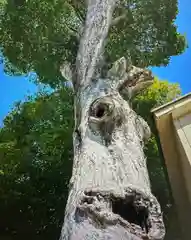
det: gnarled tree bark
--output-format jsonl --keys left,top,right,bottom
{"left": 60, "top": 0, "right": 165, "bottom": 239}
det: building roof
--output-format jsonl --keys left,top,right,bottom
{"left": 151, "top": 92, "right": 191, "bottom": 119}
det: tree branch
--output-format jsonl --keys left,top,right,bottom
{"left": 118, "top": 64, "right": 153, "bottom": 99}
{"left": 106, "top": 57, "right": 153, "bottom": 100}
{"left": 75, "top": 8, "right": 85, "bottom": 22}
{"left": 60, "top": 62, "right": 73, "bottom": 82}
{"left": 74, "top": 0, "right": 118, "bottom": 90}
{"left": 65, "top": 24, "right": 79, "bottom": 34}
{"left": 111, "top": 13, "right": 127, "bottom": 26}
{"left": 69, "top": 0, "right": 86, "bottom": 23}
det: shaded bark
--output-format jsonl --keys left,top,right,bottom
{"left": 60, "top": 0, "right": 165, "bottom": 239}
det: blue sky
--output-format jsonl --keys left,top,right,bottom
{"left": 0, "top": 0, "right": 191, "bottom": 124}
{"left": 152, "top": 0, "right": 191, "bottom": 95}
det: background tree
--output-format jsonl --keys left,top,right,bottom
{"left": 0, "top": 88, "right": 73, "bottom": 240}
{"left": 0, "top": 0, "right": 186, "bottom": 87}
{"left": 132, "top": 78, "right": 182, "bottom": 240}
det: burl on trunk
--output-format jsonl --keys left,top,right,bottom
{"left": 60, "top": 0, "right": 165, "bottom": 239}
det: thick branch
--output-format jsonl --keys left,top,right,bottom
{"left": 60, "top": 62, "right": 73, "bottom": 82}
{"left": 119, "top": 66, "right": 153, "bottom": 92}
{"left": 108, "top": 57, "right": 153, "bottom": 99}
{"left": 111, "top": 13, "right": 127, "bottom": 26}
{"left": 106, "top": 57, "right": 153, "bottom": 99}
{"left": 74, "top": 0, "right": 118, "bottom": 90}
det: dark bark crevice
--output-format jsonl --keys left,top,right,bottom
{"left": 73, "top": 188, "right": 165, "bottom": 239}
{"left": 111, "top": 196, "right": 150, "bottom": 233}
{"left": 90, "top": 102, "right": 109, "bottom": 119}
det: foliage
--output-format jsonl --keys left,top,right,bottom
{"left": 0, "top": 0, "right": 186, "bottom": 87}
{"left": 132, "top": 78, "right": 181, "bottom": 237}
{"left": 0, "top": 88, "right": 73, "bottom": 240}
{"left": 0, "top": 78, "right": 181, "bottom": 239}
{"left": 133, "top": 78, "right": 181, "bottom": 207}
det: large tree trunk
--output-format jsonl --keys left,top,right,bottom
{"left": 60, "top": 0, "right": 165, "bottom": 239}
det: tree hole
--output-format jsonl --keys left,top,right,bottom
{"left": 94, "top": 104, "right": 107, "bottom": 118}
{"left": 111, "top": 198, "right": 149, "bottom": 233}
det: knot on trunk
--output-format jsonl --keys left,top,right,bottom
{"left": 107, "top": 57, "right": 154, "bottom": 100}
{"left": 88, "top": 95, "right": 125, "bottom": 145}
{"left": 135, "top": 114, "right": 151, "bottom": 143}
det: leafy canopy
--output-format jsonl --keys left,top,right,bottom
{"left": 0, "top": 88, "right": 73, "bottom": 239}
{"left": 0, "top": 0, "right": 186, "bottom": 87}
{"left": 132, "top": 78, "right": 181, "bottom": 238}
